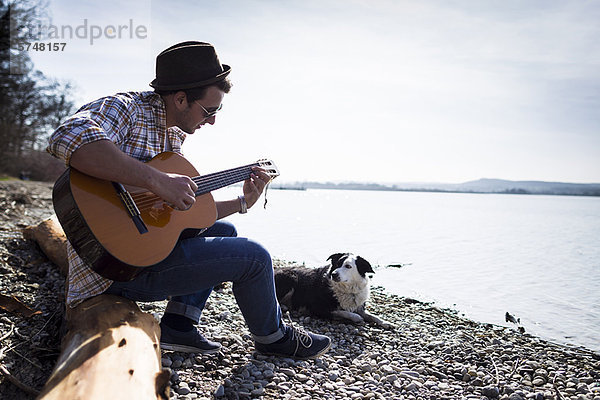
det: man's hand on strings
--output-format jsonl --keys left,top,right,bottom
{"left": 151, "top": 172, "right": 198, "bottom": 211}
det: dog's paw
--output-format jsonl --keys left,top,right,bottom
{"left": 332, "top": 310, "right": 364, "bottom": 324}
{"left": 379, "top": 320, "right": 395, "bottom": 330}
{"left": 343, "top": 313, "right": 365, "bottom": 324}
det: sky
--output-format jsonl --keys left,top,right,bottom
{"left": 26, "top": 0, "right": 600, "bottom": 184}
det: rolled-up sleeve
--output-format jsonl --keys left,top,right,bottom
{"left": 47, "top": 95, "right": 135, "bottom": 166}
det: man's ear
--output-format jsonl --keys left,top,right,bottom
{"left": 173, "top": 91, "right": 189, "bottom": 110}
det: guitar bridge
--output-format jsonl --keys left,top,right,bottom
{"left": 112, "top": 182, "right": 148, "bottom": 234}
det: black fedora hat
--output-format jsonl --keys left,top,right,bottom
{"left": 150, "top": 41, "right": 231, "bottom": 91}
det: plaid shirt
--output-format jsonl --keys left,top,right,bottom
{"left": 47, "top": 91, "right": 187, "bottom": 308}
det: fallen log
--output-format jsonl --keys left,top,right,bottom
{"left": 37, "top": 294, "right": 169, "bottom": 400}
{"left": 23, "top": 217, "right": 170, "bottom": 399}
{"left": 22, "top": 215, "right": 68, "bottom": 276}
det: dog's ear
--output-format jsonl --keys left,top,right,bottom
{"left": 327, "top": 253, "right": 347, "bottom": 267}
{"left": 356, "top": 256, "right": 374, "bottom": 276}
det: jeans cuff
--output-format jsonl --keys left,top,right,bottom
{"left": 252, "top": 327, "right": 285, "bottom": 344}
{"left": 164, "top": 301, "right": 202, "bottom": 323}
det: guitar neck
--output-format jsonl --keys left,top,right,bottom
{"left": 192, "top": 163, "right": 260, "bottom": 195}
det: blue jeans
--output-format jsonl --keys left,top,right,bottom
{"left": 104, "top": 221, "right": 284, "bottom": 344}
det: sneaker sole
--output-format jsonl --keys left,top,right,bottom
{"left": 256, "top": 340, "right": 332, "bottom": 360}
{"left": 160, "top": 342, "right": 221, "bottom": 354}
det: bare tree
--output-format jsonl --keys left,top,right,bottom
{"left": 1, "top": 0, "right": 74, "bottom": 180}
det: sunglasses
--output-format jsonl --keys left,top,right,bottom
{"left": 195, "top": 101, "right": 223, "bottom": 120}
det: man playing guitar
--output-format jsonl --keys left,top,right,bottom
{"left": 47, "top": 41, "right": 330, "bottom": 360}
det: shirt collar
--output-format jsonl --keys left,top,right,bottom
{"left": 145, "top": 91, "right": 187, "bottom": 145}
{"left": 146, "top": 91, "right": 167, "bottom": 128}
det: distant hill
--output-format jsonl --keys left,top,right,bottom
{"left": 450, "top": 178, "right": 600, "bottom": 196}
{"left": 272, "top": 178, "right": 600, "bottom": 197}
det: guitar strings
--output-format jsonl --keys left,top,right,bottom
{"left": 192, "top": 165, "right": 257, "bottom": 195}
{"left": 129, "top": 164, "right": 263, "bottom": 211}
{"left": 129, "top": 160, "right": 279, "bottom": 212}
{"left": 191, "top": 162, "right": 259, "bottom": 185}
{"left": 129, "top": 167, "right": 252, "bottom": 205}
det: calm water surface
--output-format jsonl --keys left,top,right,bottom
{"left": 215, "top": 188, "right": 600, "bottom": 352}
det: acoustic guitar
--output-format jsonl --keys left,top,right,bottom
{"left": 52, "top": 152, "right": 279, "bottom": 281}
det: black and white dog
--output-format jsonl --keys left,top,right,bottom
{"left": 274, "top": 253, "right": 394, "bottom": 329}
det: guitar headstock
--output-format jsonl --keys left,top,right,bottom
{"left": 257, "top": 159, "right": 280, "bottom": 179}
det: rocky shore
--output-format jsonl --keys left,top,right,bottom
{"left": 1, "top": 180, "right": 599, "bottom": 400}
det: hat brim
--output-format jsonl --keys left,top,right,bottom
{"left": 150, "top": 65, "right": 231, "bottom": 91}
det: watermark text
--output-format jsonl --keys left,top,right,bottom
{"left": 19, "top": 18, "right": 148, "bottom": 45}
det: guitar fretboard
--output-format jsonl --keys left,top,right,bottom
{"left": 191, "top": 163, "right": 260, "bottom": 196}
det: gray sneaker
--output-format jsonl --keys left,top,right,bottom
{"left": 160, "top": 322, "right": 221, "bottom": 354}
{"left": 254, "top": 323, "right": 331, "bottom": 360}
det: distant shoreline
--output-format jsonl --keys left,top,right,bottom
{"left": 272, "top": 180, "right": 600, "bottom": 197}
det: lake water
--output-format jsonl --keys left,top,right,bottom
{"left": 214, "top": 187, "right": 600, "bottom": 352}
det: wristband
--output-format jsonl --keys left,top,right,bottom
{"left": 238, "top": 195, "right": 248, "bottom": 214}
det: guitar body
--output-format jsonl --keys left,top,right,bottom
{"left": 53, "top": 152, "right": 217, "bottom": 281}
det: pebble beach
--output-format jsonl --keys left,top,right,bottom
{"left": 157, "top": 275, "right": 600, "bottom": 400}
{"left": 0, "top": 180, "right": 599, "bottom": 399}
